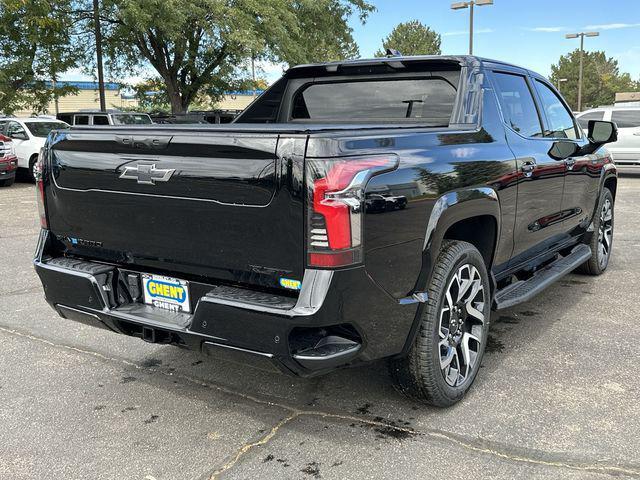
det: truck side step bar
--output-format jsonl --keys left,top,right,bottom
{"left": 493, "top": 244, "right": 592, "bottom": 310}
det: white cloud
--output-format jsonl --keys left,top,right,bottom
{"left": 527, "top": 26, "right": 565, "bottom": 32}
{"left": 443, "top": 28, "right": 494, "bottom": 37}
{"left": 584, "top": 22, "right": 640, "bottom": 30}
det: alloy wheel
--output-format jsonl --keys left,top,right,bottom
{"left": 438, "top": 264, "right": 486, "bottom": 387}
{"left": 597, "top": 198, "right": 613, "bottom": 269}
{"left": 31, "top": 159, "right": 39, "bottom": 182}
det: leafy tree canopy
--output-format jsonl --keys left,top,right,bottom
{"left": 550, "top": 50, "right": 640, "bottom": 111}
{"left": 98, "top": 0, "right": 375, "bottom": 113}
{"left": 0, "top": 0, "right": 82, "bottom": 114}
{"left": 375, "top": 20, "right": 441, "bottom": 57}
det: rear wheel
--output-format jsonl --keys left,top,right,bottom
{"left": 577, "top": 187, "right": 614, "bottom": 275}
{"left": 389, "top": 240, "right": 490, "bottom": 407}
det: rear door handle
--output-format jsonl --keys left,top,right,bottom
{"left": 521, "top": 160, "right": 536, "bottom": 178}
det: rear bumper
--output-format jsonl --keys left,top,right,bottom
{"left": 34, "top": 232, "right": 419, "bottom": 376}
{"left": 0, "top": 160, "right": 17, "bottom": 180}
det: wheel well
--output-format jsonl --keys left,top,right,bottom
{"left": 443, "top": 215, "right": 497, "bottom": 267}
{"left": 604, "top": 176, "right": 617, "bottom": 200}
{"left": 29, "top": 153, "right": 39, "bottom": 164}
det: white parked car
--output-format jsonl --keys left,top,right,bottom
{"left": 576, "top": 106, "right": 640, "bottom": 168}
{"left": 0, "top": 117, "right": 70, "bottom": 181}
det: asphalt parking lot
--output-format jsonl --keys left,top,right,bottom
{"left": 1, "top": 176, "right": 639, "bottom": 480}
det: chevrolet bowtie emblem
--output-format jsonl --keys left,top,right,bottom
{"left": 119, "top": 164, "right": 175, "bottom": 185}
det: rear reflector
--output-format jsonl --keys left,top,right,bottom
{"left": 306, "top": 155, "right": 398, "bottom": 268}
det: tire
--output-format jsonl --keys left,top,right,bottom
{"left": 389, "top": 240, "right": 491, "bottom": 407}
{"left": 576, "top": 187, "right": 614, "bottom": 275}
{"left": 28, "top": 155, "right": 39, "bottom": 183}
{"left": 0, "top": 177, "right": 15, "bottom": 187}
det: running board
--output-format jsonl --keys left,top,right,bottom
{"left": 493, "top": 244, "right": 591, "bottom": 310}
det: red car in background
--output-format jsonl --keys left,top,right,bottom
{"left": 0, "top": 134, "right": 18, "bottom": 187}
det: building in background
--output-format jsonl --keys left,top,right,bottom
{"left": 615, "top": 92, "right": 640, "bottom": 107}
{"left": 15, "top": 81, "right": 137, "bottom": 117}
{"left": 13, "top": 82, "right": 262, "bottom": 117}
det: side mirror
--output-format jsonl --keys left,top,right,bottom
{"left": 579, "top": 120, "right": 617, "bottom": 155}
{"left": 588, "top": 120, "right": 617, "bottom": 144}
{"left": 548, "top": 141, "right": 578, "bottom": 160}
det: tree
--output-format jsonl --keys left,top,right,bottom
{"left": 97, "top": 0, "right": 374, "bottom": 113}
{"left": 550, "top": 50, "right": 640, "bottom": 111}
{"left": 0, "top": 0, "right": 82, "bottom": 114}
{"left": 375, "top": 20, "right": 441, "bottom": 57}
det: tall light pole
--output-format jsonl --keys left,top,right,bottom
{"left": 451, "top": 0, "right": 494, "bottom": 55}
{"left": 92, "top": 0, "right": 106, "bottom": 112}
{"left": 557, "top": 77, "right": 568, "bottom": 92}
{"left": 565, "top": 31, "right": 599, "bottom": 112}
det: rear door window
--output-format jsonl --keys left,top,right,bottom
{"left": 92, "top": 115, "right": 110, "bottom": 125}
{"left": 611, "top": 110, "right": 640, "bottom": 128}
{"left": 492, "top": 72, "right": 543, "bottom": 137}
{"left": 290, "top": 76, "right": 458, "bottom": 125}
{"left": 75, "top": 115, "right": 89, "bottom": 125}
{"left": 577, "top": 111, "right": 604, "bottom": 129}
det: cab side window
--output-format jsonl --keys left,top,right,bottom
{"left": 534, "top": 80, "right": 578, "bottom": 139}
{"left": 492, "top": 72, "right": 543, "bottom": 138}
{"left": 92, "top": 115, "right": 110, "bottom": 125}
{"left": 7, "top": 121, "right": 28, "bottom": 139}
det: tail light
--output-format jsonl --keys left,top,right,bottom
{"left": 306, "top": 155, "right": 398, "bottom": 268}
{"left": 35, "top": 148, "right": 47, "bottom": 229}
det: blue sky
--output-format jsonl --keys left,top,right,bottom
{"left": 62, "top": 0, "right": 639, "bottom": 85}
{"left": 351, "top": 0, "right": 640, "bottom": 80}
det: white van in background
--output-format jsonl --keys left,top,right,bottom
{"left": 576, "top": 106, "right": 640, "bottom": 169}
{"left": 0, "top": 117, "right": 70, "bottom": 181}
{"left": 57, "top": 110, "right": 153, "bottom": 126}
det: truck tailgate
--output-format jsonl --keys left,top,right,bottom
{"left": 46, "top": 130, "right": 306, "bottom": 289}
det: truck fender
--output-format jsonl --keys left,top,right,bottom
{"left": 398, "top": 187, "right": 501, "bottom": 356}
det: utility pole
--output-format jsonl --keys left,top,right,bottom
{"left": 565, "top": 31, "right": 599, "bottom": 112}
{"left": 93, "top": 0, "right": 106, "bottom": 112}
{"left": 52, "top": 76, "right": 59, "bottom": 115}
{"left": 451, "top": 0, "right": 493, "bottom": 55}
{"left": 251, "top": 55, "right": 256, "bottom": 97}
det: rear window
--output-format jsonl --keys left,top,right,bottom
{"left": 112, "top": 114, "right": 152, "bottom": 125}
{"left": 611, "top": 110, "right": 640, "bottom": 128}
{"left": 290, "top": 77, "right": 457, "bottom": 124}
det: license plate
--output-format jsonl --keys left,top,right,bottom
{"left": 141, "top": 274, "right": 191, "bottom": 313}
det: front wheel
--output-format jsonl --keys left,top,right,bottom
{"left": 576, "top": 187, "right": 614, "bottom": 275}
{"left": 29, "top": 155, "right": 39, "bottom": 183}
{"left": 389, "top": 240, "right": 490, "bottom": 407}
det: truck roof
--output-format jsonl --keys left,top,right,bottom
{"left": 286, "top": 54, "right": 528, "bottom": 75}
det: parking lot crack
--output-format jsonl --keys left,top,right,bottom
{"left": 205, "top": 412, "right": 299, "bottom": 480}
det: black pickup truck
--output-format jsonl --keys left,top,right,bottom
{"left": 34, "top": 56, "right": 618, "bottom": 406}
